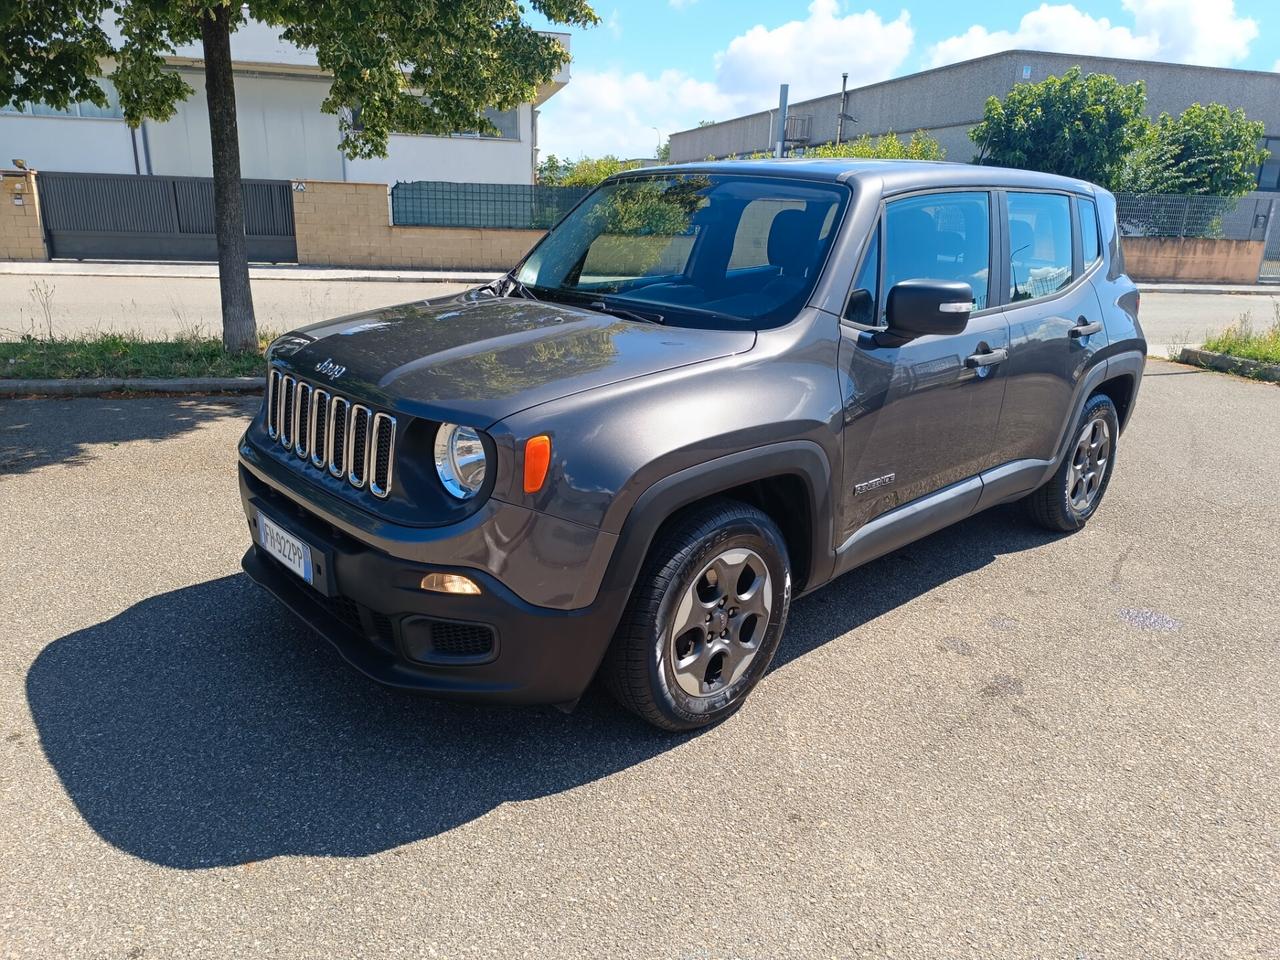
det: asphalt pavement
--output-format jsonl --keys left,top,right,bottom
{"left": 1, "top": 361, "right": 1277, "bottom": 958}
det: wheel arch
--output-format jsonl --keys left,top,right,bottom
{"left": 596, "top": 441, "right": 834, "bottom": 610}
{"left": 1091, "top": 370, "right": 1139, "bottom": 432}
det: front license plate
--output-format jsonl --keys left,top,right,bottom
{"left": 257, "top": 511, "right": 314, "bottom": 585}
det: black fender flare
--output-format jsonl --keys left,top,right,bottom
{"left": 1038, "top": 349, "right": 1145, "bottom": 487}
{"left": 592, "top": 440, "right": 835, "bottom": 615}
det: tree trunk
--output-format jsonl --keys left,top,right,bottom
{"left": 200, "top": 3, "right": 257, "bottom": 354}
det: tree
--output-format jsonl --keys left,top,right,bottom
{"left": 1143, "top": 103, "right": 1268, "bottom": 197}
{"left": 806, "top": 130, "right": 945, "bottom": 161}
{"left": 969, "top": 66, "right": 1147, "bottom": 188}
{"left": 2, "top": 1, "right": 597, "bottom": 352}
{"left": 538, "top": 155, "right": 643, "bottom": 186}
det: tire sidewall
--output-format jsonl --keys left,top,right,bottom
{"left": 1059, "top": 395, "right": 1120, "bottom": 527}
{"left": 648, "top": 516, "right": 791, "bottom": 727}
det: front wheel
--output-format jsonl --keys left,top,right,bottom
{"left": 1025, "top": 393, "right": 1120, "bottom": 532}
{"left": 601, "top": 500, "right": 792, "bottom": 732}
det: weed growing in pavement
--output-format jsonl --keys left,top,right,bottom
{"left": 0, "top": 329, "right": 278, "bottom": 380}
{"left": 1202, "top": 302, "right": 1280, "bottom": 365}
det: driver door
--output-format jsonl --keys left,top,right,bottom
{"left": 837, "top": 190, "right": 1011, "bottom": 544}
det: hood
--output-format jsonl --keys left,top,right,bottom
{"left": 275, "top": 292, "right": 755, "bottom": 425}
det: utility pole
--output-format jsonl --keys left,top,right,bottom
{"left": 774, "top": 83, "right": 789, "bottom": 158}
{"left": 836, "top": 73, "right": 849, "bottom": 146}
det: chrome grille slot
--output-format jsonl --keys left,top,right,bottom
{"left": 266, "top": 368, "right": 281, "bottom": 438}
{"left": 347, "top": 405, "right": 372, "bottom": 489}
{"left": 327, "top": 396, "right": 349, "bottom": 479}
{"left": 260, "top": 373, "right": 397, "bottom": 499}
{"left": 293, "top": 382, "right": 311, "bottom": 458}
{"left": 369, "top": 412, "right": 396, "bottom": 499}
{"left": 309, "top": 389, "right": 330, "bottom": 469}
{"left": 278, "top": 376, "right": 296, "bottom": 449}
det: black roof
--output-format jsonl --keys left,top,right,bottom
{"left": 617, "top": 158, "right": 1102, "bottom": 196}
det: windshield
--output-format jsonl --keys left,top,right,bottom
{"left": 516, "top": 173, "right": 849, "bottom": 329}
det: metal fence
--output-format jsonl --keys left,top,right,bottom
{"left": 1114, "top": 193, "right": 1245, "bottom": 239}
{"left": 390, "top": 181, "right": 592, "bottom": 230}
{"left": 37, "top": 171, "right": 295, "bottom": 261}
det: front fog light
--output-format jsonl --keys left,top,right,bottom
{"left": 434, "top": 423, "right": 488, "bottom": 499}
{"left": 420, "top": 572, "right": 482, "bottom": 595}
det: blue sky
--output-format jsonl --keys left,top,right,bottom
{"left": 531, "top": 0, "right": 1280, "bottom": 159}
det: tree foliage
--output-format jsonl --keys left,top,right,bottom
{"left": 3, "top": 1, "right": 597, "bottom": 155}
{"left": 1139, "top": 103, "right": 1267, "bottom": 197}
{"left": 806, "top": 130, "right": 945, "bottom": 161}
{"left": 538, "top": 154, "right": 644, "bottom": 186}
{"left": 969, "top": 67, "right": 1148, "bottom": 188}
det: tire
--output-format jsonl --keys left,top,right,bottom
{"left": 601, "top": 499, "right": 792, "bottom": 732}
{"left": 1025, "top": 393, "right": 1120, "bottom": 532}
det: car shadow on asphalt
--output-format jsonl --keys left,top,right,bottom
{"left": 26, "top": 505, "right": 1056, "bottom": 870}
{"left": 0, "top": 395, "right": 255, "bottom": 475}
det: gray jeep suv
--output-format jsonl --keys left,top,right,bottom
{"left": 239, "top": 159, "right": 1144, "bottom": 730}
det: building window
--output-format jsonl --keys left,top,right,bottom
{"left": 453, "top": 107, "right": 520, "bottom": 141}
{"left": 1258, "top": 138, "right": 1280, "bottom": 192}
{"left": 2, "top": 78, "right": 123, "bottom": 119}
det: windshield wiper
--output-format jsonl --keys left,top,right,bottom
{"left": 582, "top": 299, "right": 665, "bottom": 325}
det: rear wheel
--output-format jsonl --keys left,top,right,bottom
{"left": 1026, "top": 393, "right": 1119, "bottom": 532}
{"left": 601, "top": 500, "right": 791, "bottom": 732}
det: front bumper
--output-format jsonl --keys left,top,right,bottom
{"left": 239, "top": 464, "right": 620, "bottom": 705}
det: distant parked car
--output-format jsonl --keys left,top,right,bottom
{"left": 239, "top": 159, "right": 1145, "bottom": 731}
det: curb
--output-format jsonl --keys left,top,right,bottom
{"left": 0, "top": 376, "right": 265, "bottom": 397}
{"left": 1138, "top": 284, "right": 1280, "bottom": 296}
{"left": 1177, "top": 348, "right": 1280, "bottom": 383}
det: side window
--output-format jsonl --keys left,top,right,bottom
{"left": 1007, "top": 192, "right": 1073, "bottom": 302}
{"left": 1077, "top": 196, "right": 1101, "bottom": 266}
{"left": 883, "top": 192, "right": 990, "bottom": 314}
{"left": 844, "top": 224, "right": 879, "bottom": 326}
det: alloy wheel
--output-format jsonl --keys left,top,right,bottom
{"left": 668, "top": 548, "right": 773, "bottom": 698}
{"left": 1069, "top": 416, "right": 1111, "bottom": 513}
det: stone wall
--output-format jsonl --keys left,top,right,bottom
{"left": 0, "top": 170, "right": 47, "bottom": 261}
{"left": 292, "top": 179, "right": 543, "bottom": 270}
{"left": 1122, "top": 237, "right": 1265, "bottom": 284}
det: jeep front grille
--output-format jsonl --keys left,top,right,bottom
{"left": 266, "top": 367, "right": 396, "bottom": 499}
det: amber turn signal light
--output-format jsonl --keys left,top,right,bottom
{"left": 524, "top": 434, "right": 552, "bottom": 493}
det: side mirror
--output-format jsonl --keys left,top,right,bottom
{"left": 884, "top": 280, "right": 974, "bottom": 340}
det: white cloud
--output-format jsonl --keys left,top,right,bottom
{"left": 538, "top": 68, "right": 738, "bottom": 160}
{"left": 539, "top": 2, "right": 914, "bottom": 158}
{"left": 716, "top": 0, "right": 914, "bottom": 103}
{"left": 1274, "top": 58, "right": 1280, "bottom": 72}
{"left": 929, "top": 0, "right": 1258, "bottom": 69}
{"left": 669, "top": 0, "right": 697, "bottom": 8}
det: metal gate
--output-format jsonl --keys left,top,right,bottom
{"left": 37, "top": 171, "right": 296, "bottom": 262}
{"left": 1261, "top": 198, "right": 1280, "bottom": 282}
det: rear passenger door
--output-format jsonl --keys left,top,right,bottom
{"left": 837, "top": 190, "right": 1011, "bottom": 540}
{"left": 994, "top": 191, "right": 1109, "bottom": 466}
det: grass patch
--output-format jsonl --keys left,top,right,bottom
{"left": 0, "top": 331, "right": 272, "bottom": 380}
{"left": 1201, "top": 304, "right": 1280, "bottom": 365}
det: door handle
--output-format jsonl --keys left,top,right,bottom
{"left": 1070, "top": 316, "right": 1103, "bottom": 338}
{"left": 965, "top": 347, "right": 1008, "bottom": 368}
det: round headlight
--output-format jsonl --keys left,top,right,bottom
{"left": 434, "top": 423, "right": 487, "bottom": 499}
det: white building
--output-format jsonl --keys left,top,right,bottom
{"left": 0, "top": 20, "right": 570, "bottom": 186}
